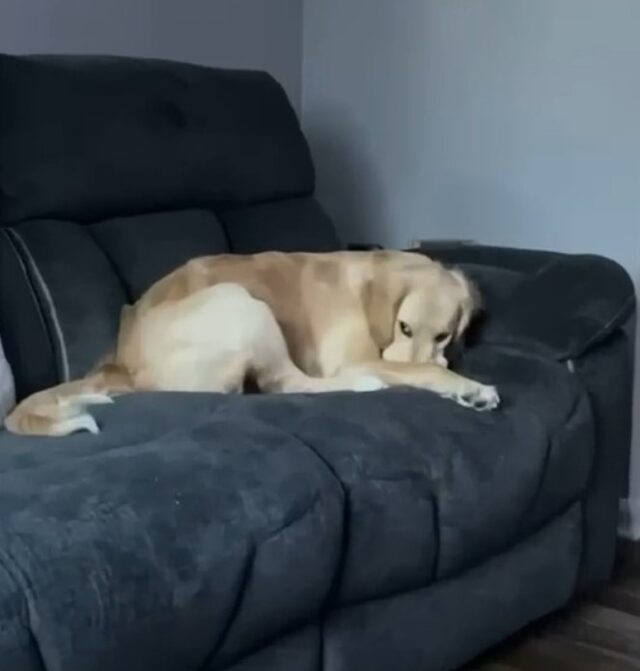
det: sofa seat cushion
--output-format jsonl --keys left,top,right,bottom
{"left": 0, "top": 347, "right": 593, "bottom": 669}
{"left": 0, "top": 406, "right": 345, "bottom": 671}
{"left": 230, "top": 346, "right": 593, "bottom": 600}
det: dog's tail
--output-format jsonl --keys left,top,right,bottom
{"left": 4, "top": 363, "right": 133, "bottom": 437}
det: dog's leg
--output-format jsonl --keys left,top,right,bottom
{"left": 262, "top": 362, "right": 387, "bottom": 394}
{"left": 343, "top": 361, "right": 500, "bottom": 411}
{"left": 245, "top": 297, "right": 386, "bottom": 394}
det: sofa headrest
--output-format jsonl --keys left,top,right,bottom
{"left": 0, "top": 54, "right": 314, "bottom": 224}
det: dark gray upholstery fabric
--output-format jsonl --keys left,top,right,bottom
{"left": 0, "top": 54, "right": 314, "bottom": 224}
{"left": 480, "top": 254, "right": 636, "bottom": 359}
{"left": 323, "top": 505, "right": 581, "bottom": 671}
{"left": 222, "top": 505, "right": 581, "bottom": 671}
{"left": 220, "top": 198, "right": 340, "bottom": 254}
{"left": 223, "top": 626, "right": 321, "bottom": 671}
{"left": 0, "top": 362, "right": 589, "bottom": 670}
{"left": 0, "top": 55, "right": 634, "bottom": 671}
{"left": 575, "top": 329, "right": 635, "bottom": 590}
{"left": 91, "top": 210, "right": 230, "bottom": 301}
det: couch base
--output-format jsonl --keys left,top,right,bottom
{"left": 224, "top": 502, "right": 582, "bottom": 671}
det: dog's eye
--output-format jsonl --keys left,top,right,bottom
{"left": 399, "top": 321, "right": 413, "bottom": 338}
{"left": 434, "top": 332, "right": 450, "bottom": 344}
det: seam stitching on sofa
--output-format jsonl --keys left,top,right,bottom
{"left": 8, "top": 229, "right": 70, "bottom": 381}
{"left": 528, "top": 255, "right": 636, "bottom": 358}
{"left": 575, "top": 293, "right": 636, "bottom": 357}
{"left": 290, "top": 429, "right": 350, "bottom": 594}
{"left": 0, "top": 546, "right": 48, "bottom": 671}
{"left": 328, "top": 500, "right": 583, "bottom": 615}
{"left": 83, "top": 223, "right": 134, "bottom": 304}
{"left": 503, "top": 389, "right": 588, "bottom": 569}
{"left": 288, "top": 429, "right": 343, "bottom": 671}
{"left": 288, "top": 405, "right": 442, "bottom": 599}
{"left": 569, "top": 365, "right": 608, "bottom": 586}
{"left": 533, "top": 257, "right": 561, "bottom": 277}
{"left": 523, "top": 424, "right": 562, "bottom": 531}
{"left": 211, "top": 499, "right": 325, "bottom": 670}
{"left": 430, "top": 492, "right": 443, "bottom": 582}
{"left": 210, "top": 208, "right": 234, "bottom": 253}
{"left": 198, "top": 543, "right": 257, "bottom": 671}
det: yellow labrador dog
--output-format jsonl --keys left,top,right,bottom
{"left": 5, "top": 250, "right": 499, "bottom": 436}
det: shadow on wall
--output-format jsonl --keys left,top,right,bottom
{"left": 305, "top": 105, "right": 390, "bottom": 247}
{"left": 426, "top": 179, "right": 538, "bottom": 250}
{"left": 305, "top": 105, "right": 538, "bottom": 250}
{"left": 631, "top": 276, "right": 640, "bottom": 525}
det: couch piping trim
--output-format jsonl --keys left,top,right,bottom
{"left": 0, "top": 228, "right": 56, "bottom": 392}
{"left": 8, "top": 229, "right": 70, "bottom": 382}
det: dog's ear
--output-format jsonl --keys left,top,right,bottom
{"left": 450, "top": 268, "right": 482, "bottom": 340}
{"left": 363, "top": 273, "right": 406, "bottom": 349}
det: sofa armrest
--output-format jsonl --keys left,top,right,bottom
{"left": 413, "top": 242, "right": 562, "bottom": 274}
{"left": 484, "top": 254, "right": 635, "bottom": 360}
{"left": 417, "top": 245, "right": 636, "bottom": 361}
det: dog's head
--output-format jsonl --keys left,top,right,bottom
{"left": 382, "top": 266, "right": 480, "bottom": 367}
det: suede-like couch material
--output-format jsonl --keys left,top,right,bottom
{"left": 0, "top": 54, "right": 635, "bottom": 671}
{"left": 0, "top": 55, "right": 315, "bottom": 224}
{"left": 0, "top": 349, "right": 590, "bottom": 670}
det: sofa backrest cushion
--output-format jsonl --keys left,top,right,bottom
{"left": 0, "top": 55, "right": 340, "bottom": 399}
{"left": 0, "top": 54, "right": 316, "bottom": 224}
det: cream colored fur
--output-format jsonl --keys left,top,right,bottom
{"left": 5, "top": 251, "right": 499, "bottom": 437}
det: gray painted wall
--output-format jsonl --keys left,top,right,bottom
{"left": 303, "top": 0, "right": 640, "bottom": 531}
{"left": 0, "top": 0, "right": 303, "bottom": 109}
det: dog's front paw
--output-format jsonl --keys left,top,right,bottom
{"left": 352, "top": 375, "right": 388, "bottom": 392}
{"left": 455, "top": 384, "right": 500, "bottom": 412}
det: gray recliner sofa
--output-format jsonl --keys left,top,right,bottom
{"left": 0, "top": 54, "right": 635, "bottom": 671}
